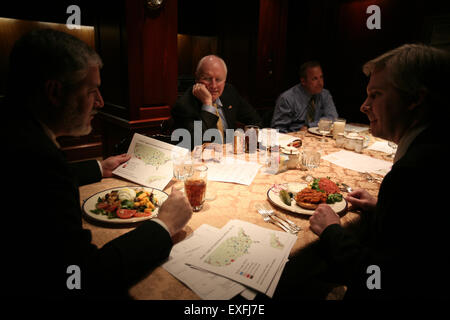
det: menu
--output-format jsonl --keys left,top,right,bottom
{"left": 112, "top": 133, "right": 188, "bottom": 190}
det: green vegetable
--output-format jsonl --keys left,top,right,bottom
{"left": 279, "top": 189, "right": 292, "bottom": 206}
{"left": 120, "top": 199, "right": 135, "bottom": 209}
{"left": 326, "top": 193, "right": 343, "bottom": 204}
{"left": 90, "top": 208, "right": 106, "bottom": 215}
{"left": 310, "top": 178, "right": 324, "bottom": 193}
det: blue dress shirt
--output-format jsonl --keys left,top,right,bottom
{"left": 271, "top": 84, "right": 338, "bottom": 133}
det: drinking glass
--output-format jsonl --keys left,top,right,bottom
{"left": 318, "top": 117, "right": 333, "bottom": 142}
{"left": 184, "top": 164, "right": 208, "bottom": 212}
{"left": 332, "top": 118, "right": 346, "bottom": 139}
{"left": 301, "top": 148, "right": 321, "bottom": 182}
{"left": 388, "top": 141, "right": 398, "bottom": 158}
{"left": 172, "top": 152, "right": 193, "bottom": 192}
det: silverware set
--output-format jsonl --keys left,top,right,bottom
{"left": 255, "top": 203, "right": 300, "bottom": 234}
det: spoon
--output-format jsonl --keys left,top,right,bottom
{"left": 340, "top": 183, "right": 353, "bottom": 193}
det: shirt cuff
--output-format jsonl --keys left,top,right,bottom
{"left": 96, "top": 160, "right": 103, "bottom": 177}
{"left": 201, "top": 104, "right": 217, "bottom": 115}
{"left": 152, "top": 218, "right": 171, "bottom": 236}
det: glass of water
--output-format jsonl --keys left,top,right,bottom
{"left": 318, "top": 117, "right": 333, "bottom": 143}
{"left": 172, "top": 152, "right": 193, "bottom": 191}
{"left": 301, "top": 148, "right": 321, "bottom": 182}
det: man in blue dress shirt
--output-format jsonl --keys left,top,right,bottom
{"left": 271, "top": 61, "right": 338, "bottom": 133}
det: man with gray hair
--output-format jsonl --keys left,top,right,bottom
{"left": 306, "top": 44, "right": 450, "bottom": 298}
{"left": 2, "top": 29, "right": 192, "bottom": 298}
{"left": 171, "top": 55, "right": 262, "bottom": 148}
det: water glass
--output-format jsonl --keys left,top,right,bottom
{"left": 318, "top": 118, "right": 333, "bottom": 142}
{"left": 184, "top": 164, "right": 208, "bottom": 212}
{"left": 172, "top": 152, "right": 193, "bottom": 181}
{"left": 301, "top": 148, "right": 320, "bottom": 182}
{"left": 332, "top": 118, "right": 346, "bottom": 139}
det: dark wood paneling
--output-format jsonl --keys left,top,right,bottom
{"left": 255, "top": 0, "right": 289, "bottom": 109}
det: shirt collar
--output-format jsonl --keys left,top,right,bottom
{"left": 394, "top": 123, "right": 428, "bottom": 163}
{"left": 213, "top": 97, "right": 223, "bottom": 108}
{"left": 39, "top": 121, "right": 61, "bottom": 149}
{"left": 298, "top": 84, "right": 314, "bottom": 100}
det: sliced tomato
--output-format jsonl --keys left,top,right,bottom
{"left": 133, "top": 210, "right": 152, "bottom": 217}
{"left": 96, "top": 202, "right": 110, "bottom": 210}
{"left": 116, "top": 209, "right": 136, "bottom": 219}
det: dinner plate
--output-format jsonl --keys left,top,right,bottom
{"left": 83, "top": 186, "right": 168, "bottom": 224}
{"left": 308, "top": 127, "right": 333, "bottom": 137}
{"left": 267, "top": 182, "right": 347, "bottom": 216}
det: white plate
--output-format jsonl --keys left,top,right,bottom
{"left": 83, "top": 186, "right": 168, "bottom": 224}
{"left": 267, "top": 182, "right": 347, "bottom": 216}
{"left": 308, "top": 127, "right": 333, "bottom": 137}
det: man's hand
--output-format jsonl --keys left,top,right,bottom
{"left": 192, "top": 83, "right": 213, "bottom": 106}
{"left": 157, "top": 188, "right": 193, "bottom": 237}
{"left": 100, "top": 153, "right": 131, "bottom": 178}
{"left": 309, "top": 204, "right": 340, "bottom": 236}
{"left": 345, "top": 189, "right": 377, "bottom": 212}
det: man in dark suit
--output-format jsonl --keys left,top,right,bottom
{"left": 1, "top": 29, "right": 192, "bottom": 299}
{"left": 307, "top": 44, "right": 450, "bottom": 298}
{"left": 171, "top": 55, "right": 262, "bottom": 149}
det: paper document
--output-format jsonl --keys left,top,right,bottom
{"left": 366, "top": 140, "right": 396, "bottom": 154}
{"left": 322, "top": 150, "right": 392, "bottom": 176}
{"left": 112, "top": 133, "right": 188, "bottom": 190}
{"left": 186, "top": 220, "right": 297, "bottom": 295}
{"left": 162, "top": 224, "right": 246, "bottom": 300}
{"left": 206, "top": 158, "right": 262, "bottom": 185}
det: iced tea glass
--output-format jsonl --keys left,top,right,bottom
{"left": 184, "top": 164, "right": 208, "bottom": 212}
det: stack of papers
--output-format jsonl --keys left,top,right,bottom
{"left": 113, "top": 134, "right": 263, "bottom": 188}
{"left": 163, "top": 220, "right": 297, "bottom": 300}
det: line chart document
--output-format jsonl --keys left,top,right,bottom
{"left": 112, "top": 133, "right": 188, "bottom": 190}
{"left": 186, "top": 220, "right": 297, "bottom": 294}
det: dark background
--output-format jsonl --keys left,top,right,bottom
{"left": 1, "top": 0, "right": 449, "bottom": 160}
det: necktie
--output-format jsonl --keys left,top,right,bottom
{"left": 213, "top": 103, "right": 224, "bottom": 141}
{"left": 306, "top": 96, "right": 316, "bottom": 124}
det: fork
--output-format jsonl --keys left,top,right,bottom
{"left": 255, "top": 203, "right": 300, "bottom": 233}
{"left": 260, "top": 203, "right": 301, "bottom": 232}
{"left": 261, "top": 215, "right": 293, "bottom": 233}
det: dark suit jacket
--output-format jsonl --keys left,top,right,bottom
{"left": 319, "top": 125, "right": 450, "bottom": 298}
{"left": 1, "top": 115, "right": 173, "bottom": 299}
{"left": 171, "top": 83, "right": 262, "bottom": 148}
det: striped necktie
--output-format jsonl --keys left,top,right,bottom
{"left": 306, "top": 96, "right": 316, "bottom": 124}
{"left": 213, "top": 103, "right": 224, "bottom": 141}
